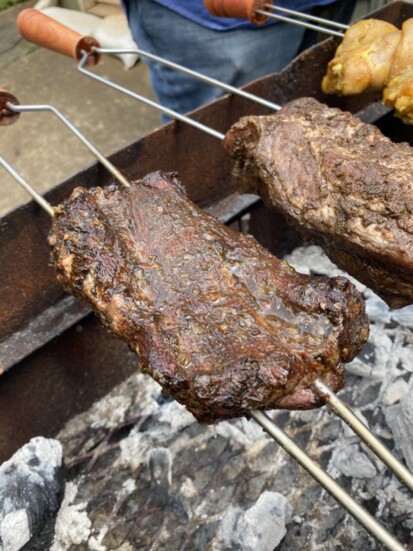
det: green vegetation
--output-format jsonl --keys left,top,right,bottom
{"left": 0, "top": 0, "right": 25, "bottom": 10}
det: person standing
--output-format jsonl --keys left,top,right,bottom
{"left": 123, "top": 0, "right": 356, "bottom": 118}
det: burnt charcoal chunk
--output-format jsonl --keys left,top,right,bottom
{"left": 0, "top": 437, "right": 64, "bottom": 551}
{"left": 224, "top": 97, "right": 413, "bottom": 309}
{"left": 49, "top": 171, "right": 368, "bottom": 423}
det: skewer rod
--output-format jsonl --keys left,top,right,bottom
{"left": 94, "top": 47, "right": 281, "bottom": 112}
{"left": 256, "top": 9, "right": 344, "bottom": 37}
{"left": 6, "top": 102, "right": 131, "bottom": 188}
{"left": 314, "top": 380, "right": 413, "bottom": 493}
{"left": 266, "top": 4, "right": 349, "bottom": 30}
{"left": 250, "top": 410, "right": 406, "bottom": 551}
{"left": 78, "top": 53, "right": 225, "bottom": 141}
{"left": 0, "top": 156, "right": 54, "bottom": 217}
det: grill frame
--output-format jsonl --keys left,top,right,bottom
{"left": 0, "top": 0, "right": 412, "bottom": 462}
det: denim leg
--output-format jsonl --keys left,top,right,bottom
{"left": 126, "top": 0, "right": 306, "bottom": 120}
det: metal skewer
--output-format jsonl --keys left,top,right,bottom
{"left": 1, "top": 137, "right": 410, "bottom": 551}
{"left": 266, "top": 3, "right": 349, "bottom": 31}
{"left": 0, "top": 156, "right": 55, "bottom": 217}
{"left": 203, "top": 0, "right": 347, "bottom": 36}
{"left": 251, "top": 410, "right": 406, "bottom": 551}
{"left": 5, "top": 103, "right": 131, "bottom": 189}
{"left": 256, "top": 7, "right": 345, "bottom": 37}
{"left": 313, "top": 380, "right": 413, "bottom": 493}
{"left": 92, "top": 48, "right": 282, "bottom": 112}
{"left": 76, "top": 54, "right": 224, "bottom": 140}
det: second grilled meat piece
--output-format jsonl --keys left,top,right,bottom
{"left": 49, "top": 171, "right": 368, "bottom": 423}
{"left": 224, "top": 97, "right": 413, "bottom": 309}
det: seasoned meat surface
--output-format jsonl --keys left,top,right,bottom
{"left": 224, "top": 97, "right": 413, "bottom": 309}
{"left": 49, "top": 171, "right": 368, "bottom": 423}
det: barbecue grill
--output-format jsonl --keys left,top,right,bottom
{"left": 1, "top": 2, "right": 413, "bottom": 549}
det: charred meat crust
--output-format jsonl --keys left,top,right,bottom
{"left": 49, "top": 171, "right": 368, "bottom": 423}
{"left": 224, "top": 97, "right": 413, "bottom": 309}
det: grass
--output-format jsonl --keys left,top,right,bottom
{"left": 0, "top": 0, "right": 26, "bottom": 10}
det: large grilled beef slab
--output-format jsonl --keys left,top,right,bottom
{"left": 49, "top": 171, "right": 368, "bottom": 423}
{"left": 224, "top": 97, "right": 413, "bottom": 309}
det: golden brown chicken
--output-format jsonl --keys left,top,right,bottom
{"left": 322, "top": 17, "right": 413, "bottom": 124}
{"left": 321, "top": 19, "right": 400, "bottom": 95}
{"left": 383, "top": 19, "right": 413, "bottom": 124}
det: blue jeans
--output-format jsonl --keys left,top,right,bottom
{"left": 125, "top": 0, "right": 307, "bottom": 121}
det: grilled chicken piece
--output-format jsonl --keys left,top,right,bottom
{"left": 322, "top": 19, "right": 400, "bottom": 95}
{"left": 383, "top": 20, "right": 413, "bottom": 124}
{"left": 224, "top": 97, "right": 413, "bottom": 309}
{"left": 323, "top": 18, "right": 413, "bottom": 124}
{"left": 49, "top": 171, "right": 368, "bottom": 423}
{"left": 384, "top": 69, "right": 413, "bottom": 124}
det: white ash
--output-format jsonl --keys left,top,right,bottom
{"left": 146, "top": 447, "right": 173, "bottom": 507}
{"left": 329, "top": 444, "right": 377, "bottom": 479}
{"left": 0, "top": 437, "right": 64, "bottom": 551}
{"left": 90, "top": 394, "right": 133, "bottom": 430}
{"left": 50, "top": 482, "right": 91, "bottom": 550}
{"left": 48, "top": 244, "right": 413, "bottom": 550}
{"left": 385, "top": 383, "right": 413, "bottom": 473}
{"left": 1, "top": 511, "right": 30, "bottom": 551}
{"left": 214, "top": 492, "right": 292, "bottom": 551}
{"left": 383, "top": 379, "right": 409, "bottom": 406}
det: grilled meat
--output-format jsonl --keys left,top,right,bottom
{"left": 322, "top": 19, "right": 400, "bottom": 95}
{"left": 49, "top": 171, "right": 368, "bottom": 423}
{"left": 224, "top": 97, "right": 413, "bottom": 309}
{"left": 322, "top": 18, "right": 413, "bottom": 124}
{"left": 383, "top": 19, "right": 413, "bottom": 124}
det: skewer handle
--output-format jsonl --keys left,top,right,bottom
{"left": 16, "top": 8, "right": 100, "bottom": 66}
{"left": 203, "top": 0, "right": 272, "bottom": 25}
{"left": 0, "top": 88, "right": 20, "bottom": 126}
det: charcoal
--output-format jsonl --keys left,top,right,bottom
{"left": 0, "top": 437, "right": 64, "bottom": 551}
{"left": 330, "top": 444, "right": 377, "bottom": 479}
{"left": 50, "top": 483, "right": 91, "bottom": 551}
{"left": 214, "top": 492, "right": 292, "bottom": 551}
{"left": 146, "top": 447, "right": 172, "bottom": 506}
{"left": 385, "top": 387, "right": 413, "bottom": 472}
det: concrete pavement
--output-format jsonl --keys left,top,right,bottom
{"left": 0, "top": 1, "right": 160, "bottom": 215}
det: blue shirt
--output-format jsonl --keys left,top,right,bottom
{"left": 151, "top": 0, "right": 336, "bottom": 30}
